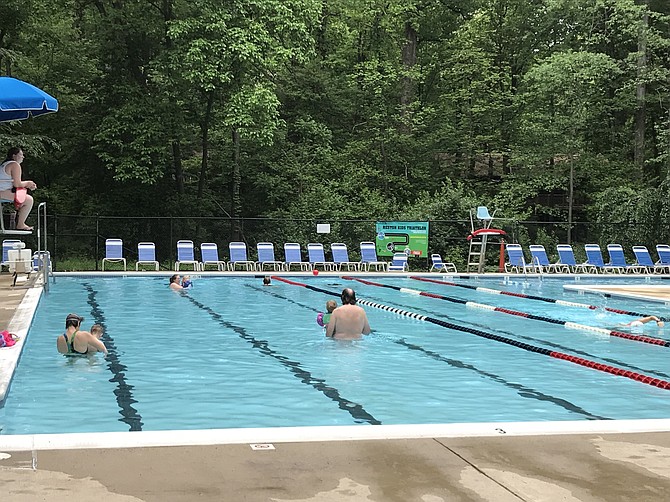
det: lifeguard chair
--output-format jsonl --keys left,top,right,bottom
{"left": 467, "top": 206, "right": 506, "bottom": 273}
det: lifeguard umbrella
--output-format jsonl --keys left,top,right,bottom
{"left": 0, "top": 76, "right": 59, "bottom": 122}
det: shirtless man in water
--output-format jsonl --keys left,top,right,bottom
{"left": 325, "top": 288, "right": 371, "bottom": 340}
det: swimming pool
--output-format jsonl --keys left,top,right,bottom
{"left": 1, "top": 274, "right": 669, "bottom": 435}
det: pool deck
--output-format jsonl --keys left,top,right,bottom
{"left": 2, "top": 272, "right": 670, "bottom": 501}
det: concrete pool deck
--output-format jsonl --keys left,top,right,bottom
{"left": 1, "top": 271, "right": 670, "bottom": 501}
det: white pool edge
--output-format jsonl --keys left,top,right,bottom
{"left": 0, "top": 286, "right": 41, "bottom": 403}
{"left": 1, "top": 419, "right": 670, "bottom": 451}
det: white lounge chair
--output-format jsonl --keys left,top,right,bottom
{"left": 175, "top": 240, "right": 200, "bottom": 271}
{"left": 136, "top": 242, "right": 159, "bottom": 271}
{"left": 307, "top": 243, "right": 335, "bottom": 271}
{"left": 331, "top": 243, "right": 359, "bottom": 271}
{"left": 200, "top": 242, "right": 226, "bottom": 271}
{"left": 228, "top": 242, "right": 255, "bottom": 271}
{"left": 102, "top": 238, "right": 127, "bottom": 271}
{"left": 256, "top": 242, "right": 285, "bottom": 271}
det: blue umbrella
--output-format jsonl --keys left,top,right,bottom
{"left": 0, "top": 76, "right": 59, "bottom": 122}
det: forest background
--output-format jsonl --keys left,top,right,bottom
{"left": 1, "top": 0, "right": 669, "bottom": 269}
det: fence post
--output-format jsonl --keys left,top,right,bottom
{"left": 95, "top": 214, "right": 99, "bottom": 271}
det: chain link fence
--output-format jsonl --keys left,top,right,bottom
{"left": 13, "top": 214, "right": 652, "bottom": 272}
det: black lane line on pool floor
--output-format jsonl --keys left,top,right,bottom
{"left": 181, "top": 292, "right": 381, "bottom": 425}
{"left": 396, "top": 340, "right": 608, "bottom": 420}
{"left": 249, "top": 285, "right": 607, "bottom": 420}
{"left": 83, "top": 283, "right": 143, "bottom": 431}
{"left": 374, "top": 294, "right": 670, "bottom": 382}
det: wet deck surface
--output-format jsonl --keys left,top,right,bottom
{"left": 1, "top": 271, "right": 670, "bottom": 501}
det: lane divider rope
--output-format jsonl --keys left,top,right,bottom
{"left": 410, "top": 276, "right": 668, "bottom": 321}
{"left": 344, "top": 277, "right": 670, "bottom": 348}
{"left": 271, "top": 277, "right": 670, "bottom": 390}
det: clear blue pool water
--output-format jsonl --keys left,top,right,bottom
{"left": 1, "top": 275, "right": 669, "bottom": 435}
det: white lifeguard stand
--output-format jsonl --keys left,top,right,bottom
{"left": 467, "top": 206, "right": 506, "bottom": 273}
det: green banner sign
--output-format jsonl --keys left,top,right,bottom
{"left": 375, "top": 221, "right": 429, "bottom": 257}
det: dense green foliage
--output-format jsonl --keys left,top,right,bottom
{"left": 2, "top": 0, "right": 670, "bottom": 264}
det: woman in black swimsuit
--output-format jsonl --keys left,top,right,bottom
{"left": 56, "top": 313, "right": 107, "bottom": 356}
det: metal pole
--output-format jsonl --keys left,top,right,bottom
{"left": 568, "top": 160, "right": 574, "bottom": 244}
{"left": 95, "top": 215, "right": 99, "bottom": 271}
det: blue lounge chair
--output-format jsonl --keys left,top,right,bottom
{"left": 359, "top": 241, "right": 388, "bottom": 271}
{"left": 136, "top": 242, "right": 159, "bottom": 271}
{"left": 555, "top": 244, "right": 596, "bottom": 273}
{"left": 606, "top": 244, "right": 640, "bottom": 274}
{"left": 528, "top": 245, "right": 561, "bottom": 273}
{"left": 504, "top": 244, "right": 535, "bottom": 273}
{"left": 656, "top": 244, "right": 670, "bottom": 273}
{"left": 308, "top": 243, "right": 335, "bottom": 271}
{"left": 331, "top": 243, "right": 358, "bottom": 271}
{"left": 584, "top": 244, "right": 616, "bottom": 273}
{"left": 284, "top": 243, "right": 311, "bottom": 271}
{"left": 388, "top": 252, "right": 408, "bottom": 272}
{"left": 256, "top": 242, "right": 284, "bottom": 271}
{"left": 631, "top": 246, "right": 658, "bottom": 274}
{"left": 102, "top": 238, "right": 126, "bottom": 271}
{"left": 175, "top": 240, "right": 200, "bottom": 271}
{"left": 200, "top": 242, "right": 226, "bottom": 271}
{"left": 228, "top": 242, "right": 255, "bottom": 271}
{"left": 430, "top": 254, "right": 457, "bottom": 273}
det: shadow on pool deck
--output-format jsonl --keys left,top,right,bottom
{"left": 1, "top": 271, "right": 670, "bottom": 501}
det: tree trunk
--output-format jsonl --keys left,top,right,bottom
{"left": 231, "top": 128, "right": 242, "bottom": 241}
{"left": 635, "top": 3, "right": 648, "bottom": 170}
{"left": 197, "top": 92, "right": 214, "bottom": 199}
{"left": 400, "top": 21, "right": 418, "bottom": 130}
{"left": 172, "top": 140, "right": 184, "bottom": 194}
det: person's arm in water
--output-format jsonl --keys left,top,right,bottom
{"left": 361, "top": 310, "right": 371, "bottom": 335}
{"left": 325, "top": 310, "right": 337, "bottom": 338}
{"left": 83, "top": 332, "right": 108, "bottom": 354}
{"left": 635, "top": 316, "right": 664, "bottom": 326}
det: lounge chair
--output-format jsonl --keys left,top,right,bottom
{"left": 583, "top": 244, "right": 609, "bottom": 273}
{"left": 656, "top": 244, "right": 670, "bottom": 273}
{"left": 430, "top": 254, "right": 457, "bottom": 273}
{"left": 607, "top": 244, "right": 642, "bottom": 274}
{"left": 284, "top": 243, "right": 311, "bottom": 271}
{"left": 256, "top": 242, "right": 284, "bottom": 271}
{"left": 504, "top": 244, "right": 536, "bottom": 273}
{"left": 7, "top": 244, "right": 33, "bottom": 287}
{"left": 228, "top": 242, "right": 255, "bottom": 271}
{"left": 528, "top": 245, "right": 560, "bottom": 273}
{"left": 200, "top": 242, "right": 226, "bottom": 271}
{"left": 359, "top": 241, "right": 388, "bottom": 272}
{"left": 102, "top": 238, "right": 127, "bottom": 271}
{"left": 307, "top": 243, "right": 335, "bottom": 271}
{"left": 175, "top": 240, "right": 200, "bottom": 271}
{"left": 331, "top": 243, "right": 359, "bottom": 271}
{"left": 584, "top": 243, "right": 620, "bottom": 274}
{"left": 555, "top": 244, "right": 596, "bottom": 273}
{"left": 631, "top": 246, "right": 658, "bottom": 274}
{"left": 388, "top": 252, "right": 408, "bottom": 272}
{"left": 2, "top": 239, "right": 22, "bottom": 269}
{"left": 136, "top": 242, "right": 159, "bottom": 271}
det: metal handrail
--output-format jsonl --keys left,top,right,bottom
{"left": 36, "top": 202, "right": 50, "bottom": 291}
